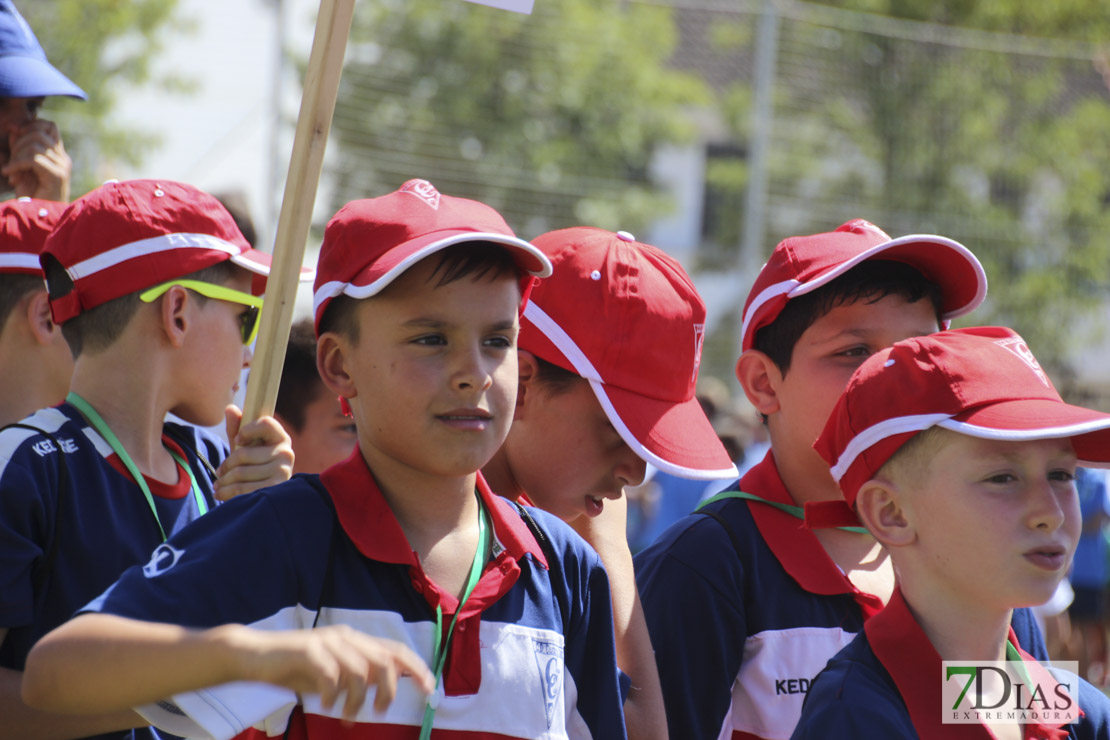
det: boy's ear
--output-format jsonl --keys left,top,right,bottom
{"left": 855, "top": 478, "right": 914, "bottom": 548}
{"left": 317, "top": 332, "right": 357, "bottom": 399}
{"left": 159, "top": 285, "right": 191, "bottom": 348}
{"left": 514, "top": 350, "right": 539, "bottom": 421}
{"left": 736, "top": 349, "right": 783, "bottom": 416}
{"left": 25, "top": 290, "right": 60, "bottom": 347}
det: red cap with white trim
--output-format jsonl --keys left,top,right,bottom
{"left": 312, "top": 179, "right": 551, "bottom": 333}
{"left": 42, "top": 179, "right": 273, "bottom": 324}
{"left": 739, "top": 219, "right": 987, "bottom": 352}
{"left": 0, "top": 197, "right": 65, "bottom": 276}
{"left": 518, "top": 227, "right": 738, "bottom": 480}
{"left": 815, "top": 326, "right": 1110, "bottom": 508}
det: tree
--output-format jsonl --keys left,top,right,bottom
{"left": 703, "top": 0, "right": 1110, "bottom": 385}
{"left": 326, "top": 0, "right": 711, "bottom": 236}
{"left": 17, "top": 0, "right": 189, "bottom": 197}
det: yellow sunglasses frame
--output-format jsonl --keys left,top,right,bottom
{"left": 139, "top": 279, "right": 265, "bottom": 345}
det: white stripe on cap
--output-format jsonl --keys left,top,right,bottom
{"left": 938, "top": 418, "right": 1110, "bottom": 442}
{"left": 739, "top": 278, "right": 801, "bottom": 350}
{"left": 524, "top": 302, "right": 737, "bottom": 481}
{"left": 66, "top": 233, "right": 242, "bottom": 281}
{"left": 828, "top": 413, "right": 953, "bottom": 482}
{"left": 0, "top": 252, "right": 41, "bottom": 271}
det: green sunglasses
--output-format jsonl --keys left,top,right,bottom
{"left": 140, "top": 279, "right": 264, "bottom": 346}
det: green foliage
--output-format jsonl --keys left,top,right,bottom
{"left": 706, "top": 1, "right": 1110, "bottom": 385}
{"left": 16, "top": 0, "right": 188, "bottom": 196}
{"left": 329, "top": 0, "right": 711, "bottom": 235}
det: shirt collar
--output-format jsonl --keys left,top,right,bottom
{"left": 741, "top": 452, "right": 883, "bottom": 618}
{"left": 866, "top": 588, "right": 1073, "bottom": 740}
{"left": 319, "top": 448, "right": 546, "bottom": 567}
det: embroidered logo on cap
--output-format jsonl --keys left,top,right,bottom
{"left": 400, "top": 178, "right": 441, "bottom": 210}
{"left": 995, "top": 336, "right": 1051, "bottom": 388}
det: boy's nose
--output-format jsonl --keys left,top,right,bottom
{"left": 452, "top": 347, "right": 493, "bottom": 392}
{"left": 615, "top": 445, "right": 647, "bottom": 488}
{"left": 1027, "top": 479, "right": 1067, "bottom": 532}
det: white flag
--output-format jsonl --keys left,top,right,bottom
{"left": 462, "top": 0, "right": 534, "bottom": 13}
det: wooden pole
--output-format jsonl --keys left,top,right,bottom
{"left": 242, "top": 0, "right": 355, "bottom": 424}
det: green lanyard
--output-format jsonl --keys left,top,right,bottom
{"left": 419, "top": 497, "right": 490, "bottom": 740}
{"left": 697, "top": 489, "right": 870, "bottom": 535}
{"left": 66, "top": 392, "right": 209, "bottom": 542}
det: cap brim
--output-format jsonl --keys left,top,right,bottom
{"left": 590, "top": 380, "right": 739, "bottom": 480}
{"left": 313, "top": 230, "right": 551, "bottom": 315}
{"left": 941, "top": 398, "right": 1110, "bottom": 465}
{"left": 231, "top": 248, "right": 315, "bottom": 279}
{"left": 793, "top": 234, "right": 987, "bottom": 320}
{"left": 0, "top": 56, "right": 86, "bottom": 100}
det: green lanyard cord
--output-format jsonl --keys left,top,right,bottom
{"left": 697, "top": 489, "right": 870, "bottom": 535}
{"left": 418, "top": 496, "right": 490, "bottom": 740}
{"left": 66, "top": 392, "right": 209, "bottom": 542}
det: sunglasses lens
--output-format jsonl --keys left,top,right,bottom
{"left": 241, "top": 307, "right": 260, "bottom": 345}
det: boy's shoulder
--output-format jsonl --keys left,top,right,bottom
{"left": 0, "top": 404, "right": 87, "bottom": 476}
{"left": 792, "top": 630, "right": 915, "bottom": 739}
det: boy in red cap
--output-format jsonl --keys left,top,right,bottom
{"left": 793, "top": 326, "right": 1110, "bottom": 739}
{"left": 0, "top": 197, "right": 70, "bottom": 425}
{"left": 635, "top": 220, "right": 1049, "bottom": 739}
{"left": 24, "top": 180, "right": 629, "bottom": 740}
{"left": 483, "top": 226, "right": 737, "bottom": 740}
{"left": 0, "top": 179, "right": 294, "bottom": 739}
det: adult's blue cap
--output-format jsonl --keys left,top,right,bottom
{"left": 0, "top": 0, "right": 86, "bottom": 100}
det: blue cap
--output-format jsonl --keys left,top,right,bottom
{"left": 0, "top": 0, "right": 85, "bottom": 100}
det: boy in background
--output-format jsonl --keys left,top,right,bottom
{"left": 794, "top": 326, "right": 1110, "bottom": 738}
{"left": 274, "top": 318, "right": 357, "bottom": 474}
{"left": 23, "top": 180, "right": 628, "bottom": 740}
{"left": 483, "top": 226, "right": 738, "bottom": 739}
{"left": 0, "top": 0, "right": 86, "bottom": 201}
{"left": 0, "top": 197, "right": 70, "bottom": 425}
{"left": 0, "top": 179, "right": 293, "bottom": 739}
{"left": 635, "top": 220, "right": 1045, "bottom": 739}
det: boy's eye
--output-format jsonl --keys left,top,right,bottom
{"left": 984, "top": 473, "right": 1017, "bottom": 484}
{"left": 413, "top": 335, "right": 447, "bottom": 346}
{"left": 836, "top": 346, "right": 870, "bottom": 359}
{"left": 1049, "top": 469, "right": 1077, "bottom": 483}
{"left": 484, "top": 334, "right": 513, "bottom": 349}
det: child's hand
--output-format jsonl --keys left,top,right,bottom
{"left": 230, "top": 625, "right": 435, "bottom": 721}
{"left": 215, "top": 406, "right": 295, "bottom": 500}
{"left": 0, "top": 119, "right": 72, "bottom": 201}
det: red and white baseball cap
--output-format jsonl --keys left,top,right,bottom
{"left": 0, "top": 197, "right": 65, "bottom": 276}
{"left": 519, "top": 227, "right": 738, "bottom": 480}
{"left": 312, "top": 179, "right": 552, "bottom": 333}
{"left": 815, "top": 326, "right": 1110, "bottom": 508}
{"left": 42, "top": 179, "right": 274, "bottom": 324}
{"left": 739, "top": 219, "right": 987, "bottom": 352}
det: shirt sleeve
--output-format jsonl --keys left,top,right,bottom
{"left": 635, "top": 513, "right": 747, "bottom": 740}
{"left": 0, "top": 455, "right": 48, "bottom": 628}
{"left": 82, "top": 486, "right": 328, "bottom": 740}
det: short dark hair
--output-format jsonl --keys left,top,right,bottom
{"left": 44, "top": 257, "right": 240, "bottom": 358}
{"left": 318, "top": 240, "right": 522, "bottom": 342}
{"left": 753, "top": 260, "right": 943, "bottom": 375}
{"left": 0, "top": 273, "right": 45, "bottom": 331}
{"left": 530, "top": 354, "right": 584, "bottom": 396}
{"left": 275, "top": 319, "right": 325, "bottom": 432}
